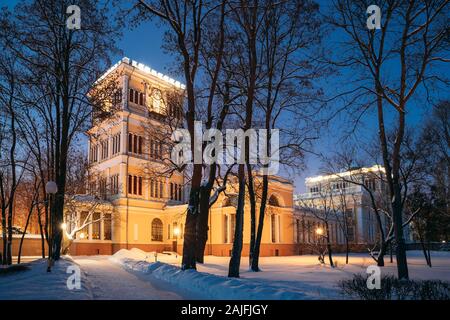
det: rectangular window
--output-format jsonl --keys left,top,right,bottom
{"left": 128, "top": 133, "right": 132, "bottom": 152}
{"left": 129, "top": 89, "right": 134, "bottom": 103}
{"left": 134, "top": 91, "right": 139, "bottom": 104}
{"left": 224, "top": 215, "right": 228, "bottom": 243}
{"left": 112, "top": 134, "right": 121, "bottom": 155}
{"left": 92, "top": 212, "right": 101, "bottom": 240}
{"left": 128, "top": 175, "right": 132, "bottom": 194}
{"left": 271, "top": 215, "right": 276, "bottom": 243}
{"left": 110, "top": 175, "right": 119, "bottom": 195}
{"left": 150, "top": 179, "right": 154, "bottom": 198}
{"left": 80, "top": 211, "right": 89, "bottom": 240}
{"left": 159, "top": 181, "right": 164, "bottom": 198}
{"left": 138, "top": 136, "right": 142, "bottom": 154}
{"left": 178, "top": 185, "right": 182, "bottom": 201}
{"left": 138, "top": 177, "right": 142, "bottom": 196}
{"left": 103, "top": 214, "right": 112, "bottom": 240}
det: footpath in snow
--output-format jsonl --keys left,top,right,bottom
{"left": 110, "top": 248, "right": 316, "bottom": 300}
{"left": 75, "top": 255, "right": 183, "bottom": 299}
{"left": 109, "top": 248, "right": 450, "bottom": 300}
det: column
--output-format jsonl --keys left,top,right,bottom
{"left": 122, "top": 74, "right": 129, "bottom": 111}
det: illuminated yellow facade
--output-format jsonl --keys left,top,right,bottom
{"left": 69, "top": 58, "right": 302, "bottom": 256}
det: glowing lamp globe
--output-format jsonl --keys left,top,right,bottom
{"left": 45, "top": 181, "right": 58, "bottom": 194}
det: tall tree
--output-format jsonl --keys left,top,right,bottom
{"left": 2, "top": 0, "right": 120, "bottom": 261}
{"left": 329, "top": 0, "right": 449, "bottom": 279}
{"left": 134, "top": 0, "right": 229, "bottom": 269}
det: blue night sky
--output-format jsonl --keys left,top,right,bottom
{"left": 5, "top": 0, "right": 448, "bottom": 193}
{"left": 112, "top": 1, "right": 448, "bottom": 193}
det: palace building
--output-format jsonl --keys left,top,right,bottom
{"left": 64, "top": 58, "right": 385, "bottom": 257}
{"left": 65, "top": 58, "right": 299, "bottom": 256}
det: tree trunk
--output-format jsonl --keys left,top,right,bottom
{"left": 17, "top": 204, "right": 34, "bottom": 264}
{"left": 1, "top": 207, "right": 6, "bottom": 265}
{"left": 392, "top": 187, "right": 409, "bottom": 279}
{"left": 37, "top": 208, "right": 46, "bottom": 258}
{"left": 345, "top": 237, "right": 349, "bottom": 264}
{"left": 325, "top": 222, "right": 334, "bottom": 267}
{"left": 247, "top": 165, "right": 257, "bottom": 268}
{"left": 228, "top": 164, "right": 245, "bottom": 278}
{"left": 181, "top": 186, "right": 200, "bottom": 270}
{"left": 377, "top": 241, "right": 386, "bottom": 267}
{"left": 196, "top": 186, "right": 211, "bottom": 263}
{"left": 251, "top": 174, "right": 268, "bottom": 272}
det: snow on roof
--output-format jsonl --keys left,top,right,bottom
{"left": 305, "top": 164, "right": 385, "bottom": 184}
{"left": 96, "top": 57, "right": 186, "bottom": 90}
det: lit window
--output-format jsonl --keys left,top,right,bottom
{"left": 151, "top": 218, "right": 163, "bottom": 242}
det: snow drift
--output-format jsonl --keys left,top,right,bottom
{"left": 110, "top": 249, "right": 310, "bottom": 300}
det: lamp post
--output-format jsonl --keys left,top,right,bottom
{"left": 173, "top": 227, "right": 180, "bottom": 258}
{"left": 45, "top": 181, "right": 57, "bottom": 272}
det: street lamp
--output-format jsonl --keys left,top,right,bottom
{"left": 315, "top": 227, "right": 324, "bottom": 236}
{"left": 45, "top": 181, "right": 58, "bottom": 195}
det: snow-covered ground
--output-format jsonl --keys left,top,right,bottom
{"left": 109, "top": 249, "right": 450, "bottom": 300}
{"left": 0, "top": 257, "right": 92, "bottom": 300}
{"left": 75, "top": 256, "right": 183, "bottom": 299}
{"left": 1, "top": 250, "right": 449, "bottom": 300}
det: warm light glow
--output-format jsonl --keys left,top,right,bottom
{"left": 315, "top": 227, "right": 324, "bottom": 236}
{"left": 61, "top": 223, "right": 67, "bottom": 230}
{"left": 79, "top": 232, "right": 85, "bottom": 239}
{"left": 97, "top": 57, "right": 186, "bottom": 89}
{"left": 173, "top": 227, "right": 180, "bottom": 237}
{"left": 305, "top": 165, "right": 385, "bottom": 184}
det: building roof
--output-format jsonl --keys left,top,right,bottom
{"left": 305, "top": 165, "right": 385, "bottom": 184}
{"left": 96, "top": 57, "right": 186, "bottom": 90}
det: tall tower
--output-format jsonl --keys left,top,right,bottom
{"left": 86, "top": 57, "right": 185, "bottom": 249}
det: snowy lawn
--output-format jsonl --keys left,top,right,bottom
{"left": 110, "top": 249, "right": 450, "bottom": 300}
{"left": 0, "top": 257, "right": 92, "bottom": 300}
{"left": 1, "top": 250, "right": 449, "bottom": 300}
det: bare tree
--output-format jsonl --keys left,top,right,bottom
{"left": 132, "top": 0, "right": 230, "bottom": 269}
{"left": 329, "top": 0, "right": 449, "bottom": 279}
{"left": 0, "top": 38, "right": 24, "bottom": 265}
{"left": 2, "top": 0, "right": 121, "bottom": 263}
{"left": 248, "top": 0, "right": 323, "bottom": 272}
{"left": 299, "top": 185, "right": 336, "bottom": 267}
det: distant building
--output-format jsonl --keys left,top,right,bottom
{"left": 294, "top": 165, "right": 390, "bottom": 245}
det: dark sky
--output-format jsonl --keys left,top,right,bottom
{"left": 5, "top": 0, "right": 449, "bottom": 193}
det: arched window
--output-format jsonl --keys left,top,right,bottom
{"left": 151, "top": 218, "right": 163, "bottom": 242}
{"left": 269, "top": 195, "right": 281, "bottom": 207}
